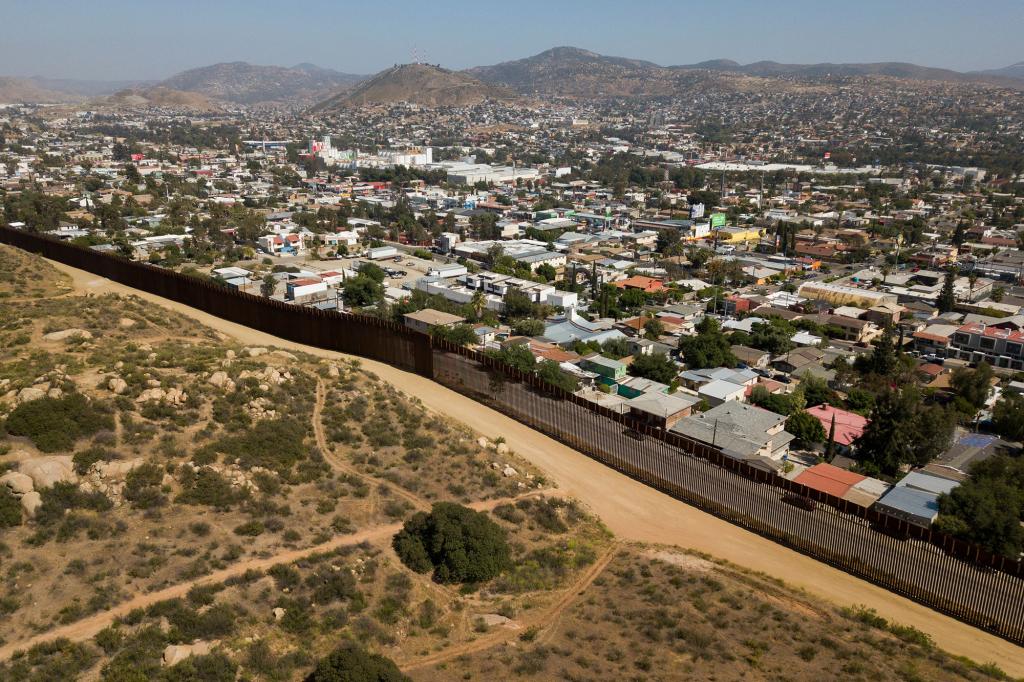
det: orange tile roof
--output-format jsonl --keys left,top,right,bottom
{"left": 614, "top": 276, "right": 665, "bottom": 293}
{"left": 794, "top": 463, "right": 866, "bottom": 497}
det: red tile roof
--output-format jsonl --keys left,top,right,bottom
{"left": 804, "top": 404, "right": 869, "bottom": 446}
{"left": 794, "top": 463, "right": 866, "bottom": 497}
{"left": 958, "top": 322, "right": 1024, "bottom": 342}
{"left": 614, "top": 276, "right": 665, "bottom": 293}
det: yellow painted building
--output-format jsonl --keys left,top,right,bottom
{"left": 716, "top": 226, "right": 764, "bottom": 243}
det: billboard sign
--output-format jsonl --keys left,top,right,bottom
{"left": 690, "top": 202, "right": 705, "bottom": 219}
{"left": 711, "top": 213, "right": 727, "bottom": 229}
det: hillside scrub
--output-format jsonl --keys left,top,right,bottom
{"left": 4, "top": 393, "right": 115, "bottom": 452}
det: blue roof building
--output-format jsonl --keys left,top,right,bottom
{"left": 873, "top": 471, "right": 960, "bottom": 527}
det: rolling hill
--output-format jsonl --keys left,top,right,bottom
{"left": 156, "top": 61, "right": 364, "bottom": 105}
{"left": 974, "top": 61, "right": 1024, "bottom": 81}
{"left": 466, "top": 46, "right": 675, "bottom": 97}
{"left": 673, "top": 58, "right": 1023, "bottom": 84}
{"left": 0, "top": 77, "right": 78, "bottom": 104}
{"left": 97, "top": 86, "right": 220, "bottom": 111}
{"left": 312, "top": 63, "right": 510, "bottom": 110}
{"left": 468, "top": 47, "right": 1024, "bottom": 97}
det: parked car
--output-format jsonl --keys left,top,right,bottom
{"left": 393, "top": 255, "right": 403, "bottom": 262}
{"left": 782, "top": 492, "right": 817, "bottom": 511}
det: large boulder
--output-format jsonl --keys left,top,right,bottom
{"left": 165, "top": 388, "right": 187, "bottom": 405}
{"left": 136, "top": 387, "right": 166, "bottom": 403}
{"left": 108, "top": 377, "right": 128, "bottom": 395}
{"left": 163, "top": 641, "right": 212, "bottom": 666}
{"left": 43, "top": 328, "right": 93, "bottom": 342}
{"left": 0, "top": 471, "right": 34, "bottom": 495}
{"left": 16, "top": 387, "right": 46, "bottom": 404}
{"left": 20, "top": 491, "right": 42, "bottom": 518}
{"left": 19, "top": 456, "right": 76, "bottom": 489}
{"left": 96, "top": 458, "right": 143, "bottom": 478}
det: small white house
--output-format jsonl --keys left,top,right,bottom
{"left": 286, "top": 278, "right": 327, "bottom": 301}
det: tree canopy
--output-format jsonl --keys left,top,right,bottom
{"left": 431, "top": 323, "right": 477, "bottom": 347}
{"left": 935, "top": 455, "right": 1024, "bottom": 557}
{"left": 853, "top": 388, "right": 954, "bottom": 477}
{"left": 992, "top": 393, "right": 1024, "bottom": 442}
{"left": 627, "top": 352, "right": 678, "bottom": 385}
{"left": 678, "top": 318, "right": 737, "bottom": 369}
{"left": 308, "top": 644, "right": 409, "bottom": 682}
{"left": 392, "top": 503, "right": 510, "bottom": 584}
{"left": 936, "top": 268, "right": 957, "bottom": 313}
{"left": 786, "top": 411, "right": 826, "bottom": 447}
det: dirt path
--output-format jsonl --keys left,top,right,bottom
{"left": 532, "top": 542, "right": 620, "bottom": 647}
{"left": 0, "top": 523, "right": 400, "bottom": 662}
{"left": 312, "top": 379, "right": 428, "bottom": 512}
{"left": 0, "top": 492, "right": 550, "bottom": 662}
{"left": 41, "top": 260, "right": 1024, "bottom": 675}
{"left": 400, "top": 542, "right": 621, "bottom": 672}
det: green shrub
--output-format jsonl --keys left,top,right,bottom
{"left": 94, "top": 625, "right": 123, "bottom": 655}
{"left": 125, "top": 462, "right": 167, "bottom": 509}
{"left": 268, "top": 564, "right": 301, "bottom": 590}
{"left": 35, "top": 482, "right": 112, "bottom": 526}
{"left": 277, "top": 598, "right": 313, "bottom": 635}
{"left": 309, "top": 643, "right": 409, "bottom": 682}
{"left": 157, "top": 652, "right": 237, "bottom": 682}
{"left": 72, "top": 447, "right": 116, "bottom": 475}
{"left": 392, "top": 502, "right": 510, "bottom": 584}
{"left": 306, "top": 568, "right": 360, "bottom": 605}
{"left": 146, "top": 599, "right": 238, "bottom": 643}
{"left": 0, "top": 487, "right": 21, "bottom": 528}
{"left": 233, "top": 520, "right": 264, "bottom": 537}
{"left": 176, "top": 467, "right": 248, "bottom": 509}
{"left": 203, "top": 418, "right": 307, "bottom": 474}
{"left": 4, "top": 393, "right": 114, "bottom": 452}
{"left": 0, "top": 637, "right": 98, "bottom": 681}
{"left": 186, "top": 583, "right": 224, "bottom": 607}
{"left": 100, "top": 625, "right": 169, "bottom": 681}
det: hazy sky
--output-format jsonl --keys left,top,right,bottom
{"left": 2, "top": 0, "right": 1021, "bottom": 80}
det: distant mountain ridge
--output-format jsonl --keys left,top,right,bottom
{"left": 312, "top": 63, "right": 511, "bottom": 110}
{"left": 28, "top": 76, "right": 155, "bottom": 97}
{"left": 156, "top": 61, "right": 365, "bottom": 104}
{"left": 465, "top": 47, "right": 671, "bottom": 96}
{"left": 672, "top": 58, "right": 1020, "bottom": 84}
{"left": 468, "top": 47, "right": 1024, "bottom": 97}
{"left": 974, "top": 61, "right": 1024, "bottom": 80}
{"left": 1, "top": 49, "right": 1020, "bottom": 106}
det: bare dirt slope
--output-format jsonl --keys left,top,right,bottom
{"left": 312, "top": 63, "right": 509, "bottom": 109}
{"left": 45, "top": 259, "right": 1024, "bottom": 676}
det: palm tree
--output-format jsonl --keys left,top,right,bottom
{"left": 967, "top": 273, "right": 978, "bottom": 302}
{"left": 470, "top": 291, "right": 486, "bottom": 319}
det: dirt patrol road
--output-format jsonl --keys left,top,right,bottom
{"left": 47, "top": 259, "right": 1024, "bottom": 674}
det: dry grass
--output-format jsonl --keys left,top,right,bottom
{"left": 424, "top": 546, "right": 1014, "bottom": 682}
